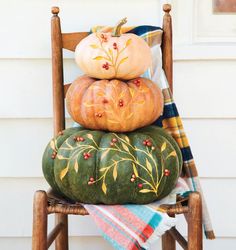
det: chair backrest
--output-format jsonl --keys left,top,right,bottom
{"left": 51, "top": 4, "right": 173, "bottom": 135}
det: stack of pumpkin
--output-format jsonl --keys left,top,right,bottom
{"left": 42, "top": 19, "right": 182, "bottom": 204}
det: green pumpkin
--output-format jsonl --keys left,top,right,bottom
{"left": 42, "top": 126, "right": 182, "bottom": 204}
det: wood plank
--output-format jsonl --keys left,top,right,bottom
{"left": 62, "top": 32, "right": 89, "bottom": 51}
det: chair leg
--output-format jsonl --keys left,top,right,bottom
{"left": 55, "top": 214, "right": 69, "bottom": 250}
{"left": 188, "top": 192, "right": 202, "bottom": 250}
{"left": 32, "top": 190, "right": 48, "bottom": 250}
{"left": 162, "top": 214, "right": 176, "bottom": 250}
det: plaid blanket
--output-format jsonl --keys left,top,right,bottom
{"left": 80, "top": 25, "right": 215, "bottom": 249}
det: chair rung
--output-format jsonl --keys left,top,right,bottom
{"left": 47, "top": 204, "right": 89, "bottom": 215}
{"left": 47, "top": 222, "right": 64, "bottom": 248}
{"left": 169, "top": 228, "right": 188, "bottom": 250}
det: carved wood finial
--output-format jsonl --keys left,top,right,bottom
{"left": 51, "top": 6, "right": 60, "bottom": 15}
{"left": 163, "top": 4, "right": 171, "bottom": 14}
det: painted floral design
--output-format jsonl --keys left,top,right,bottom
{"left": 90, "top": 33, "right": 132, "bottom": 75}
{"left": 52, "top": 132, "right": 177, "bottom": 196}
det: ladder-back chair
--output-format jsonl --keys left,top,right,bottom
{"left": 32, "top": 4, "right": 202, "bottom": 250}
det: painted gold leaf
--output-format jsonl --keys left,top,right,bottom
{"left": 161, "top": 142, "right": 167, "bottom": 152}
{"left": 129, "top": 88, "right": 135, "bottom": 97}
{"left": 124, "top": 136, "right": 130, "bottom": 143}
{"left": 102, "top": 182, "right": 107, "bottom": 194}
{"left": 121, "top": 142, "right": 130, "bottom": 152}
{"left": 146, "top": 158, "right": 152, "bottom": 172}
{"left": 139, "top": 189, "right": 152, "bottom": 193}
{"left": 74, "top": 161, "right": 79, "bottom": 173}
{"left": 83, "top": 102, "right": 95, "bottom": 107}
{"left": 87, "top": 134, "right": 93, "bottom": 140}
{"left": 126, "top": 38, "right": 132, "bottom": 47}
{"left": 135, "top": 100, "right": 145, "bottom": 105}
{"left": 108, "top": 48, "right": 113, "bottom": 55}
{"left": 132, "top": 163, "right": 139, "bottom": 177}
{"left": 90, "top": 44, "right": 99, "bottom": 49}
{"left": 166, "top": 151, "right": 177, "bottom": 159}
{"left": 99, "top": 167, "right": 107, "bottom": 172}
{"left": 119, "top": 57, "right": 128, "bottom": 65}
{"left": 101, "top": 149, "right": 109, "bottom": 161}
{"left": 113, "top": 163, "right": 118, "bottom": 181}
{"left": 60, "top": 166, "right": 69, "bottom": 180}
{"left": 50, "top": 140, "right": 56, "bottom": 151}
{"left": 93, "top": 56, "right": 105, "bottom": 60}
{"left": 57, "top": 155, "right": 66, "bottom": 160}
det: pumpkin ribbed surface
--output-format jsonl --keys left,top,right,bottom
{"left": 66, "top": 75, "right": 163, "bottom": 132}
{"left": 42, "top": 126, "right": 182, "bottom": 204}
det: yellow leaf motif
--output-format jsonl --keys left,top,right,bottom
{"left": 87, "top": 134, "right": 93, "bottom": 140}
{"left": 101, "top": 149, "right": 109, "bottom": 161}
{"left": 126, "top": 38, "right": 132, "bottom": 47}
{"left": 93, "top": 56, "right": 105, "bottom": 60}
{"left": 146, "top": 158, "right": 153, "bottom": 173}
{"left": 99, "top": 167, "right": 107, "bottom": 172}
{"left": 90, "top": 44, "right": 99, "bottom": 49}
{"left": 108, "top": 48, "right": 113, "bottom": 55}
{"left": 132, "top": 163, "right": 139, "bottom": 177}
{"left": 121, "top": 142, "right": 130, "bottom": 152}
{"left": 139, "top": 189, "right": 151, "bottom": 193}
{"left": 50, "top": 140, "right": 56, "bottom": 151}
{"left": 57, "top": 155, "right": 66, "bottom": 160}
{"left": 119, "top": 57, "right": 128, "bottom": 65}
{"left": 161, "top": 142, "right": 167, "bottom": 152}
{"left": 102, "top": 182, "right": 107, "bottom": 194}
{"left": 129, "top": 88, "right": 135, "bottom": 97}
{"left": 166, "top": 151, "right": 177, "bottom": 159}
{"left": 60, "top": 166, "right": 69, "bottom": 180}
{"left": 74, "top": 161, "right": 79, "bottom": 173}
{"left": 124, "top": 136, "right": 130, "bottom": 143}
{"left": 113, "top": 163, "right": 118, "bottom": 181}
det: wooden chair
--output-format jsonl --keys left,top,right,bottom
{"left": 32, "top": 4, "right": 202, "bottom": 250}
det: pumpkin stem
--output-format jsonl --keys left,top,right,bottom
{"left": 112, "top": 17, "right": 127, "bottom": 37}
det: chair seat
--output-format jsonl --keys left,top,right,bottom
{"left": 46, "top": 188, "right": 189, "bottom": 216}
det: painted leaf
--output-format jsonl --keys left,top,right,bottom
{"left": 101, "top": 149, "right": 110, "bottom": 161}
{"left": 74, "top": 161, "right": 79, "bottom": 173}
{"left": 121, "top": 142, "right": 130, "bottom": 152}
{"left": 119, "top": 57, "right": 128, "bottom": 65}
{"left": 108, "top": 48, "right": 113, "bottom": 55}
{"left": 113, "top": 162, "right": 118, "bottom": 181}
{"left": 87, "top": 134, "right": 93, "bottom": 140}
{"left": 166, "top": 151, "right": 177, "bottom": 159}
{"left": 83, "top": 102, "right": 95, "bottom": 107}
{"left": 129, "top": 88, "right": 135, "bottom": 97}
{"left": 139, "top": 189, "right": 152, "bottom": 193}
{"left": 102, "top": 182, "right": 107, "bottom": 194}
{"left": 57, "top": 154, "right": 67, "bottom": 160}
{"left": 99, "top": 167, "right": 107, "bottom": 172}
{"left": 90, "top": 44, "right": 99, "bottom": 49}
{"left": 135, "top": 100, "right": 145, "bottom": 105}
{"left": 132, "top": 163, "right": 139, "bottom": 177}
{"left": 50, "top": 140, "right": 56, "bottom": 151}
{"left": 146, "top": 158, "right": 153, "bottom": 172}
{"left": 60, "top": 166, "right": 69, "bottom": 180}
{"left": 124, "top": 136, "right": 130, "bottom": 143}
{"left": 93, "top": 56, "right": 105, "bottom": 60}
{"left": 126, "top": 38, "right": 132, "bottom": 47}
{"left": 161, "top": 142, "right": 167, "bottom": 152}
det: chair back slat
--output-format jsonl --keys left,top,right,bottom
{"left": 62, "top": 32, "right": 89, "bottom": 51}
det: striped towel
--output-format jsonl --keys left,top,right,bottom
{"left": 77, "top": 25, "right": 215, "bottom": 249}
{"left": 84, "top": 178, "right": 189, "bottom": 250}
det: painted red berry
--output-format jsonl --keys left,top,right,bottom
{"left": 112, "top": 138, "right": 118, "bottom": 143}
{"left": 130, "top": 178, "right": 135, "bottom": 182}
{"left": 51, "top": 154, "right": 56, "bottom": 159}
{"left": 110, "top": 142, "right": 114, "bottom": 146}
{"left": 113, "top": 42, "right": 118, "bottom": 50}
{"left": 90, "top": 177, "right": 94, "bottom": 182}
{"left": 87, "top": 153, "right": 91, "bottom": 157}
{"left": 132, "top": 174, "right": 136, "bottom": 178}
{"left": 102, "top": 98, "right": 109, "bottom": 104}
{"left": 95, "top": 112, "right": 103, "bottom": 118}
{"left": 84, "top": 155, "right": 89, "bottom": 160}
{"left": 143, "top": 140, "right": 147, "bottom": 146}
{"left": 79, "top": 137, "right": 85, "bottom": 142}
{"left": 146, "top": 141, "right": 152, "bottom": 147}
{"left": 164, "top": 169, "right": 170, "bottom": 176}
{"left": 138, "top": 183, "right": 143, "bottom": 188}
{"left": 133, "top": 79, "right": 141, "bottom": 87}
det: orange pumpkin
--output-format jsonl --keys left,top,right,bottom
{"left": 66, "top": 75, "right": 164, "bottom": 132}
{"left": 75, "top": 18, "right": 152, "bottom": 80}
